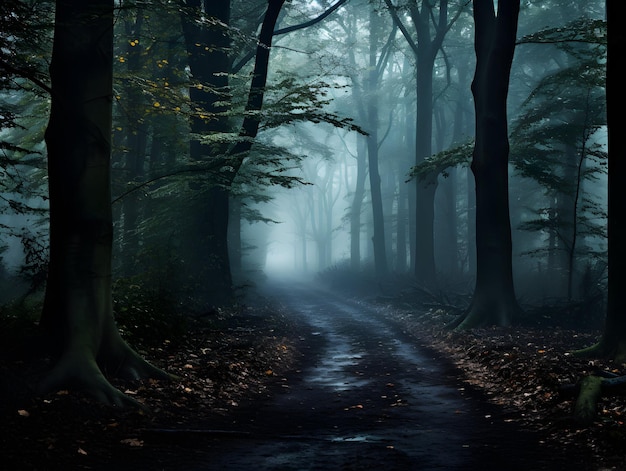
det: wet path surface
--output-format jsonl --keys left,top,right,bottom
{"left": 182, "top": 282, "right": 561, "bottom": 471}
{"left": 110, "top": 282, "right": 580, "bottom": 470}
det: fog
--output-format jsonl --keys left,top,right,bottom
{"left": 0, "top": 0, "right": 608, "bottom": 325}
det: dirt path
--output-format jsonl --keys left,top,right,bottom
{"left": 105, "top": 281, "right": 580, "bottom": 470}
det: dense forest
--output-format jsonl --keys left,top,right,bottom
{"left": 1, "top": 0, "right": 625, "bottom": 469}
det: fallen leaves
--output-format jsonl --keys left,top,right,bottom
{"left": 0, "top": 302, "right": 299, "bottom": 470}
{"left": 383, "top": 307, "right": 626, "bottom": 469}
{"left": 120, "top": 438, "right": 144, "bottom": 447}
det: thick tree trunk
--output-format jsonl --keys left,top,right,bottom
{"left": 453, "top": 0, "right": 520, "bottom": 330}
{"left": 40, "top": 0, "right": 169, "bottom": 406}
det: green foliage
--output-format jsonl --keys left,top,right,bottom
{"left": 509, "top": 16, "right": 607, "bottom": 298}
{"left": 261, "top": 75, "right": 364, "bottom": 135}
{"left": 518, "top": 17, "right": 606, "bottom": 47}
{"left": 408, "top": 141, "right": 473, "bottom": 182}
{"left": 0, "top": 1, "right": 52, "bottom": 276}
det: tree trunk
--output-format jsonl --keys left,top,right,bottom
{"left": 179, "top": 1, "right": 233, "bottom": 307}
{"left": 453, "top": 0, "right": 520, "bottom": 330}
{"left": 395, "top": 165, "right": 408, "bottom": 273}
{"left": 40, "top": 0, "right": 169, "bottom": 406}
{"left": 575, "top": 0, "right": 626, "bottom": 361}
{"left": 350, "top": 134, "right": 367, "bottom": 272}
{"left": 413, "top": 47, "right": 437, "bottom": 284}
{"left": 368, "top": 8, "right": 388, "bottom": 278}
{"left": 119, "top": 7, "right": 148, "bottom": 273}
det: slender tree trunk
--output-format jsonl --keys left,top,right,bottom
{"left": 577, "top": 0, "right": 626, "bottom": 361}
{"left": 453, "top": 0, "right": 521, "bottom": 330}
{"left": 40, "top": 0, "right": 168, "bottom": 406}
{"left": 350, "top": 134, "right": 367, "bottom": 271}
{"left": 559, "top": 144, "right": 578, "bottom": 299}
{"left": 368, "top": 9, "right": 388, "bottom": 278}
{"left": 179, "top": 1, "right": 233, "bottom": 307}
{"left": 395, "top": 165, "right": 408, "bottom": 273}
{"left": 466, "top": 166, "right": 476, "bottom": 275}
{"left": 413, "top": 45, "right": 437, "bottom": 284}
{"left": 229, "top": 196, "right": 242, "bottom": 278}
{"left": 119, "top": 7, "right": 147, "bottom": 273}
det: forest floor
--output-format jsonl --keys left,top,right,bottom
{"left": 1, "top": 284, "right": 625, "bottom": 470}
{"left": 382, "top": 306, "right": 626, "bottom": 470}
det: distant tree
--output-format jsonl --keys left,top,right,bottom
{"left": 511, "top": 18, "right": 607, "bottom": 301}
{"left": 365, "top": 8, "right": 390, "bottom": 277}
{"left": 177, "top": 0, "right": 234, "bottom": 307}
{"left": 0, "top": 1, "right": 52, "bottom": 277}
{"left": 333, "top": 6, "right": 380, "bottom": 273}
{"left": 451, "top": 0, "right": 521, "bottom": 330}
{"left": 384, "top": 0, "right": 468, "bottom": 285}
{"left": 40, "top": 0, "right": 169, "bottom": 406}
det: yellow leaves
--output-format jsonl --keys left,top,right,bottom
{"left": 153, "top": 101, "right": 161, "bottom": 108}
{"left": 344, "top": 404, "right": 363, "bottom": 411}
{"left": 129, "top": 39, "right": 139, "bottom": 47}
{"left": 118, "top": 56, "right": 125, "bottom": 63}
{"left": 121, "top": 438, "right": 144, "bottom": 447}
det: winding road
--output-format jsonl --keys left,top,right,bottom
{"left": 113, "top": 280, "right": 582, "bottom": 470}
{"left": 188, "top": 280, "right": 568, "bottom": 470}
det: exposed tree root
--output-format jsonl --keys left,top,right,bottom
{"left": 39, "top": 350, "right": 143, "bottom": 409}
{"left": 98, "top": 328, "right": 176, "bottom": 382}
{"left": 560, "top": 373, "right": 626, "bottom": 423}
{"left": 40, "top": 327, "right": 174, "bottom": 409}
{"left": 449, "top": 301, "right": 519, "bottom": 331}
{"left": 573, "top": 340, "right": 626, "bottom": 364}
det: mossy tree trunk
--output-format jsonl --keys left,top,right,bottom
{"left": 40, "top": 0, "right": 169, "bottom": 406}
{"left": 452, "top": 0, "right": 521, "bottom": 330}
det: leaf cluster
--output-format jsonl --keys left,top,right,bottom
{"left": 408, "top": 140, "right": 473, "bottom": 182}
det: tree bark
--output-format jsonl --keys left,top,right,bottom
{"left": 367, "top": 8, "right": 389, "bottom": 278}
{"left": 385, "top": 0, "right": 464, "bottom": 286}
{"left": 40, "top": 0, "right": 169, "bottom": 406}
{"left": 179, "top": 1, "right": 233, "bottom": 307}
{"left": 350, "top": 135, "right": 367, "bottom": 272}
{"left": 453, "top": 0, "right": 521, "bottom": 330}
{"left": 575, "top": 0, "right": 626, "bottom": 361}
